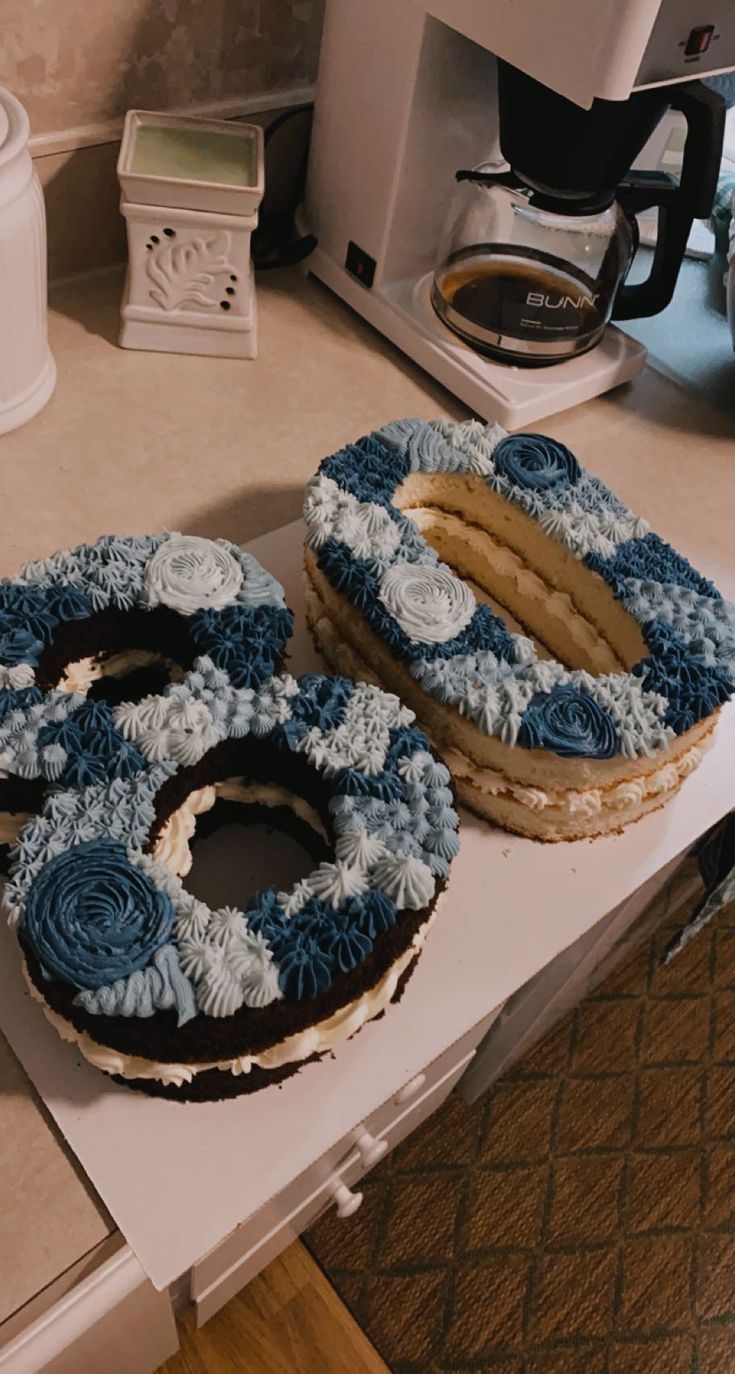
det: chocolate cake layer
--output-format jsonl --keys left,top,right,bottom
{"left": 22, "top": 875, "right": 444, "bottom": 1065}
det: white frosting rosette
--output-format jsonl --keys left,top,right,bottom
{"left": 378, "top": 563, "right": 476, "bottom": 646}
{"left": 115, "top": 692, "right": 223, "bottom": 767}
{"left": 145, "top": 535, "right": 243, "bottom": 614}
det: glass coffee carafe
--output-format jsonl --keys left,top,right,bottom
{"left": 432, "top": 169, "right": 637, "bottom": 365}
{"left": 432, "top": 70, "right": 726, "bottom": 368}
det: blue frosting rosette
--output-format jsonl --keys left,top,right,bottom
{"left": 24, "top": 839, "right": 176, "bottom": 988}
{"left": 518, "top": 685, "right": 618, "bottom": 760}
{"left": 492, "top": 433, "right": 581, "bottom": 491}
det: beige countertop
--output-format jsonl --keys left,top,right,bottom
{"left": 1, "top": 266, "right": 734, "bottom": 1324}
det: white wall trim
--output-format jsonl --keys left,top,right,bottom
{"left": 29, "top": 85, "right": 315, "bottom": 159}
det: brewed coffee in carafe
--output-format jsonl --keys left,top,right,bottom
{"left": 431, "top": 65, "right": 726, "bottom": 367}
{"left": 431, "top": 177, "right": 636, "bottom": 366}
{"left": 439, "top": 256, "right": 604, "bottom": 339}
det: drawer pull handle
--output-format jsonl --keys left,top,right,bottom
{"left": 353, "top": 1129, "right": 388, "bottom": 1168}
{"left": 395, "top": 1072, "right": 426, "bottom": 1105}
{"left": 330, "top": 1180, "right": 363, "bottom": 1219}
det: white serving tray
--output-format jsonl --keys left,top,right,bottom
{"left": 0, "top": 520, "right": 732, "bottom": 1292}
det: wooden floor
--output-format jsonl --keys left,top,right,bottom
{"left": 159, "top": 1242, "right": 389, "bottom": 1374}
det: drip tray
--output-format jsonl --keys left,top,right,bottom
{"left": 307, "top": 241, "right": 648, "bottom": 428}
{"left": 399, "top": 272, "right": 648, "bottom": 427}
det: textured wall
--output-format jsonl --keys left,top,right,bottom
{"left": 3, "top": 0, "right": 324, "bottom": 136}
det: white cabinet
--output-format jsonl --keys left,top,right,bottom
{"left": 191, "top": 1008, "right": 501, "bottom": 1327}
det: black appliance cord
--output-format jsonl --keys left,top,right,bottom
{"left": 252, "top": 103, "right": 318, "bottom": 271}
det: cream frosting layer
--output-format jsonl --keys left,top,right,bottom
{"left": 151, "top": 778, "right": 328, "bottom": 877}
{"left": 451, "top": 765, "right": 689, "bottom": 841}
{"left": 151, "top": 785, "right": 217, "bottom": 877}
{"left": 23, "top": 903, "right": 436, "bottom": 1086}
{"left": 57, "top": 650, "right": 184, "bottom": 695}
{"left": 442, "top": 733, "right": 709, "bottom": 819}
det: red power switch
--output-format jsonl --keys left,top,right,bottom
{"left": 685, "top": 24, "right": 715, "bottom": 56}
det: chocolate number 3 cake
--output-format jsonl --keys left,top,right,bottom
{"left": 0, "top": 534, "right": 459, "bottom": 1100}
{"left": 304, "top": 419, "right": 735, "bottom": 841}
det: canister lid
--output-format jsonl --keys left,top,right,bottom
{"left": 0, "top": 85, "right": 30, "bottom": 173}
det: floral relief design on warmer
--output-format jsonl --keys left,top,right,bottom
{"left": 145, "top": 232, "right": 237, "bottom": 313}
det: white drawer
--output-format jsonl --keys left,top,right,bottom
{"left": 190, "top": 1111, "right": 371, "bottom": 1299}
{"left": 364, "top": 1006, "right": 501, "bottom": 1143}
{"left": 0, "top": 1237, "right": 177, "bottom": 1374}
{"left": 376, "top": 1046, "right": 475, "bottom": 1155}
{"left": 194, "top": 1147, "right": 365, "bottom": 1327}
{"left": 191, "top": 1006, "right": 501, "bottom": 1305}
{"left": 193, "top": 1047, "right": 476, "bottom": 1327}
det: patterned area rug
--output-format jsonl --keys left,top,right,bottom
{"left": 306, "top": 873, "right": 735, "bottom": 1373}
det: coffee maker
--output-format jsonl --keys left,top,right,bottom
{"left": 304, "top": 0, "right": 735, "bottom": 426}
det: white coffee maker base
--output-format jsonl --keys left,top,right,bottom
{"left": 307, "top": 254, "right": 647, "bottom": 429}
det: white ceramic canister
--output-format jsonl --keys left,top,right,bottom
{"left": 0, "top": 86, "right": 55, "bottom": 435}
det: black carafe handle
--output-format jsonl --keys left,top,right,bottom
{"left": 613, "top": 81, "right": 726, "bottom": 321}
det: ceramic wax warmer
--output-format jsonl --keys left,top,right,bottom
{"left": 117, "top": 111, "right": 264, "bottom": 359}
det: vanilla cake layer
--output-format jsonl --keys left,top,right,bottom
{"left": 394, "top": 471, "right": 647, "bottom": 671}
{"left": 305, "top": 562, "right": 713, "bottom": 841}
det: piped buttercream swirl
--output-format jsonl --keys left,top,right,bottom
{"left": 306, "top": 861, "right": 369, "bottom": 908}
{"left": 378, "top": 563, "right": 475, "bottom": 646}
{"left": 73, "top": 944, "right": 197, "bottom": 1026}
{"left": 145, "top": 534, "right": 243, "bottom": 614}
{"left": 115, "top": 692, "right": 223, "bottom": 766}
{"left": 177, "top": 906, "right": 280, "bottom": 1014}
{"left": 493, "top": 433, "right": 581, "bottom": 491}
{"left": 23, "top": 838, "right": 175, "bottom": 989}
{"left": 371, "top": 852, "right": 435, "bottom": 909}
{"left": 519, "top": 685, "right": 618, "bottom": 760}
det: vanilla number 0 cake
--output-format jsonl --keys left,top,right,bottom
{"left": 304, "top": 420, "right": 735, "bottom": 841}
